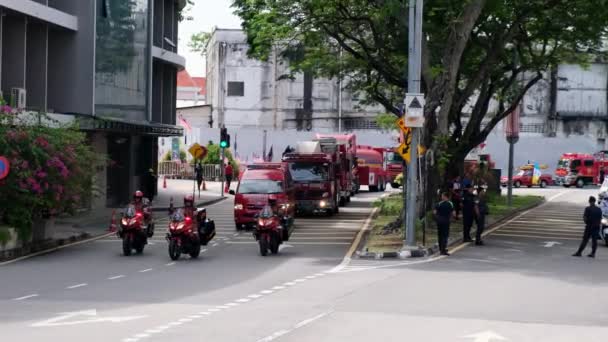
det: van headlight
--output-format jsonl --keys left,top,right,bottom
{"left": 280, "top": 203, "right": 289, "bottom": 210}
{"left": 319, "top": 200, "right": 327, "bottom": 208}
{"left": 234, "top": 204, "right": 244, "bottom": 210}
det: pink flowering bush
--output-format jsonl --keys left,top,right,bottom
{"left": 0, "top": 108, "right": 96, "bottom": 241}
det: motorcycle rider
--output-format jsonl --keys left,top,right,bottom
{"left": 132, "top": 190, "right": 151, "bottom": 222}
{"left": 599, "top": 192, "right": 608, "bottom": 215}
{"left": 183, "top": 195, "right": 215, "bottom": 242}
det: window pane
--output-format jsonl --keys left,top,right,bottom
{"left": 227, "top": 82, "right": 244, "bottom": 96}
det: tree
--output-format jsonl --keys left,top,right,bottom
{"left": 233, "top": 0, "right": 608, "bottom": 206}
{"left": 188, "top": 32, "right": 212, "bottom": 56}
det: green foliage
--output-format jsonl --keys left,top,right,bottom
{"left": 395, "top": 173, "right": 404, "bottom": 186}
{"left": 373, "top": 195, "right": 403, "bottom": 216}
{"left": 201, "top": 143, "right": 238, "bottom": 172}
{"left": 189, "top": 32, "right": 211, "bottom": 56}
{"left": 0, "top": 227, "right": 11, "bottom": 246}
{"left": 162, "top": 149, "right": 187, "bottom": 162}
{"left": 375, "top": 113, "right": 399, "bottom": 131}
{"left": 0, "top": 110, "right": 99, "bottom": 242}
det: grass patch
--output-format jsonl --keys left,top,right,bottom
{"left": 364, "top": 193, "right": 543, "bottom": 254}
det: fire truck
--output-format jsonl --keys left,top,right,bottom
{"left": 282, "top": 141, "right": 342, "bottom": 215}
{"left": 555, "top": 152, "right": 608, "bottom": 188}
{"left": 356, "top": 145, "right": 388, "bottom": 192}
{"left": 315, "top": 134, "right": 357, "bottom": 200}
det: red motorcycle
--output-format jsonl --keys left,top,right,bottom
{"left": 254, "top": 205, "right": 291, "bottom": 256}
{"left": 118, "top": 205, "right": 149, "bottom": 256}
{"left": 166, "top": 209, "right": 201, "bottom": 260}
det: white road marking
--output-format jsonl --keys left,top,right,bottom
{"left": 236, "top": 298, "right": 251, "bottom": 303}
{"left": 166, "top": 262, "right": 175, "bottom": 266}
{"left": 216, "top": 305, "right": 230, "bottom": 309}
{"left": 13, "top": 294, "right": 39, "bottom": 301}
{"left": 225, "top": 303, "right": 239, "bottom": 307}
{"left": 189, "top": 315, "right": 202, "bottom": 319}
{"left": 256, "top": 310, "right": 333, "bottom": 342}
{"left": 168, "top": 322, "right": 182, "bottom": 326}
{"left": 201, "top": 249, "right": 208, "bottom": 253}
{"left": 66, "top": 283, "right": 87, "bottom": 289}
{"left": 305, "top": 275, "right": 316, "bottom": 279}
{"left": 272, "top": 286, "right": 286, "bottom": 290}
{"left": 139, "top": 268, "right": 153, "bottom": 273}
{"left": 248, "top": 294, "right": 262, "bottom": 299}
{"left": 198, "top": 312, "right": 211, "bottom": 315}
{"left": 212, "top": 243, "right": 219, "bottom": 247}
{"left": 208, "top": 308, "right": 220, "bottom": 312}
{"left": 108, "top": 275, "right": 125, "bottom": 280}
{"left": 260, "top": 290, "right": 274, "bottom": 294}
{"left": 463, "top": 330, "right": 507, "bottom": 342}
{"left": 134, "top": 333, "right": 149, "bottom": 338}
{"left": 283, "top": 282, "right": 296, "bottom": 286}
{"left": 178, "top": 318, "right": 193, "bottom": 323}
{"left": 233, "top": 233, "right": 239, "bottom": 236}
{"left": 32, "top": 310, "right": 147, "bottom": 327}
{"left": 294, "top": 278, "right": 306, "bottom": 283}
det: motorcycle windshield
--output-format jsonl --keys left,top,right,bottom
{"left": 259, "top": 205, "right": 274, "bottom": 218}
{"left": 171, "top": 210, "right": 185, "bottom": 223}
{"left": 125, "top": 206, "right": 136, "bottom": 218}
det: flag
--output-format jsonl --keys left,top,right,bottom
{"left": 178, "top": 114, "right": 192, "bottom": 132}
{"left": 267, "top": 146, "right": 273, "bottom": 162}
{"left": 532, "top": 162, "right": 541, "bottom": 185}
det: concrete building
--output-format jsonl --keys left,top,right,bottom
{"left": 0, "top": 0, "right": 187, "bottom": 207}
{"left": 205, "top": 28, "right": 384, "bottom": 131}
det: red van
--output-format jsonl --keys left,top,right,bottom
{"left": 232, "top": 163, "right": 296, "bottom": 230}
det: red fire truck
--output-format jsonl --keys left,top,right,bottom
{"left": 316, "top": 134, "right": 357, "bottom": 200}
{"left": 555, "top": 152, "right": 608, "bottom": 188}
{"left": 282, "top": 141, "right": 341, "bottom": 215}
{"left": 356, "top": 145, "right": 388, "bottom": 192}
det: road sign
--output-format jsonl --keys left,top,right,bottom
{"left": 0, "top": 156, "right": 9, "bottom": 180}
{"left": 395, "top": 117, "right": 411, "bottom": 134}
{"left": 188, "top": 143, "right": 208, "bottom": 160}
{"left": 404, "top": 93, "right": 425, "bottom": 127}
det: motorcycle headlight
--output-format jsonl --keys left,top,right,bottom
{"left": 234, "top": 204, "right": 244, "bottom": 210}
{"left": 602, "top": 218, "right": 608, "bottom": 225}
{"left": 121, "top": 218, "right": 128, "bottom": 225}
{"left": 319, "top": 200, "right": 327, "bottom": 208}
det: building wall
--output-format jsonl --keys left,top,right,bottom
{"left": 206, "top": 29, "right": 383, "bottom": 131}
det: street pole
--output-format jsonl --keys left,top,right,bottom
{"left": 220, "top": 147, "right": 225, "bottom": 198}
{"left": 338, "top": 47, "right": 343, "bottom": 133}
{"left": 507, "top": 139, "right": 515, "bottom": 207}
{"left": 404, "top": 0, "right": 423, "bottom": 248}
{"left": 262, "top": 130, "right": 268, "bottom": 161}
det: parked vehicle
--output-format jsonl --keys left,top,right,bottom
{"left": 118, "top": 205, "right": 150, "bottom": 256}
{"left": 231, "top": 163, "right": 296, "bottom": 230}
{"left": 166, "top": 209, "right": 201, "bottom": 260}
{"left": 283, "top": 141, "right": 340, "bottom": 215}
{"left": 356, "top": 145, "right": 388, "bottom": 192}
{"left": 555, "top": 152, "right": 608, "bottom": 188}
{"left": 254, "top": 203, "right": 290, "bottom": 256}
{"left": 385, "top": 150, "right": 403, "bottom": 188}
{"left": 500, "top": 165, "right": 553, "bottom": 188}
{"left": 316, "top": 134, "right": 358, "bottom": 202}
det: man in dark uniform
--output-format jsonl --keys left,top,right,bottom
{"left": 475, "top": 188, "right": 489, "bottom": 245}
{"left": 434, "top": 192, "right": 454, "bottom": 256}
{"left": 573, "top": 196, "right": 603, "bottom": 258}
{"left": 462, "top": 184, "right": 476, "bottom": 242}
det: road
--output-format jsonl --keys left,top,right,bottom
{"left": 0, "top": 189, "right": 384, "bottom": 341}
{"left": 3, "top": 187, "right": 608, "bottom": 342}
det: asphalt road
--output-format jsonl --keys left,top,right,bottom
{"left": 3, "top": 186, "right": 608, "bottom": 342}
{"left": 0, "top": 189, "right": 384, "bottom": 342}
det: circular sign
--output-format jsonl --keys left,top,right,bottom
{"left": 0, "top": 156, "right": 10, "bottom": 180}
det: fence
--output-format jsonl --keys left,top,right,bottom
{"left": 158, "top": 161, "right": 222, "bottom": 180}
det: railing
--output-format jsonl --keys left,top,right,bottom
{"left": 158, "top": 161, "right": 222, "bottom": 180}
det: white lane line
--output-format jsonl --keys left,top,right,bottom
{"left": 256, "top": 311, "right": 333, "bottom": 342}
{"left": 123, "top": 338, "right": 138, "bottom": 342}
{"left": 233, "top": 233, "right": 239, "bottom": 237}
{"left": 305, "top": 275, "right": 316, "bottom": 279}
{"left": 236, "top": 298, "right": 251, "bottom": 303}
{"left": 260, "top": 290, "right": 274, "bottom": 294}
{"left": 201, "top": 249, "right": 208, "bottom": 253}
{"left": 314, "top": 273, "right": 326, "bottom": 277}
{"left": 139, "top": 268, "right": 153, "bottom": 273}
{"left": 179, "top": 318, "right": 193, "bottom": 323}
{"left": 248, "top": 294, "right": 262, "bottom": 299}
{"left": 208, "top": 308, "right": 220, "bottom": 312}
{"left": 166, "top": 262, "right": 176, "bottom": 266}
{"left": 294, "top": 278, "right": 306, "bottom": 283}
{"left": 216, "top": 305, "right": 230, "bottom": 309}
{"left": 145, "top": 329, "right": 162, "bottom": 334}
{"left": 13, "top": 294, "right": 39, "bottom": 301}
{"left": 283, "top": 282, "right": 296, "bottom": 286}
{"left": 212, "top": 243, "right": 219, "bottom": 247}
{"left": 66, "top": 283, "right": 87, "bottom": 289}
{"left": 198, "top": 312, "right": 211, "bottom": 315}
{"left": 272, "top": 286, "right": 286, "bottom": 290}
{"left": 168, "top": 322, "right": 182, "bottom": 326}
{"left": 134, "top": 333, "right": 149, "bottom": 338}
{"left": 225, "top": 303, "right": 239, "bottom": 307}
{"left": 189, "top": 315, "right": 202, "bottom": 319}
{"left": 108, "top": 275, "right": 125, "bottom": 280}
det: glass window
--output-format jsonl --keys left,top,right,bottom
{"left": 571, "top": 160, "right": 581, "bottom": 169}
{"left": 584, "top": 160, "right": 594, "bottom": 167}
{"left": 95, "top": 0, "right": 149, "bottom": 122}
{"left": 238, "top": 180, "right": 283, "bottom": 194}
{"left": 289, "top": 162, "right": 329, "bottom": 182}
{"left": 227, "top": 82, "right": 245, "bottom": 96}
{"left": 558, "top": 159, "right": 570, "bottom": 169}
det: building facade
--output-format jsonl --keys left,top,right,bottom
{"left": 177, "top": 70, "right": 206, "bottom": 108}
{"left": 205, "top": 28, "right": 384, "bottom": 131}
{"left": 0, "top": 0, "right": 186, "bottom": 207}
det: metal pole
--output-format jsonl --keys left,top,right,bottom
{"left": 262, "top": 130, "right": 268, "bottom": 161}
{"left": 220, "top": 148, "right": 225, "bottom": 198}
{"left": 507, "top": 141, "right": 514, "bottom": 206}
{"left": 338, "top": 47, "right": 343, "bottom": 133}
{"left": 404, "top": 0, "right": 423, "bottom": 248}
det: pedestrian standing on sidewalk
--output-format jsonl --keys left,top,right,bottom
{"left": 462, "top": 184, "right": 476, "bottom": 242}
{"left": 195, "top": 162, "right": 204, "bottom": 191}
{"left": 573, "top": 196, "right": 602, "bottom": 258}
{"left": 474, "top": 188, "right": 488, "bottom": 246}
{"left": 434, "top": 192, "right": 454, "bottom": 256}
{"left": 225, "top": 163, "right": 234, "bottom": 190}
{"left": 450, "top": 176, "right": 462, "bottom": 220}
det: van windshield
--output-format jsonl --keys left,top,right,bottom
{"left": 289, "top": 162, "right": 329, "bottom": 182}
{"left": 386, "top": 152, "right": 403, "bottom": 164}
{"left": 238, "top": 179, "right": 283, "bottom": 194}
{"left": 557, "top": 159, "right": 570, "bottom": 169}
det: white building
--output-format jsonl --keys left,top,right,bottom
{"left": 205, "top": 28, "right": 384, "bottom": 131}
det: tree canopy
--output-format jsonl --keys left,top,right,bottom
{"left": 233, "top": 0, "right": 608, "bottom": 178}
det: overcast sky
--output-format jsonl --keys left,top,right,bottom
{"left": 178, "top": 0, "right": 242, "bottom": 77}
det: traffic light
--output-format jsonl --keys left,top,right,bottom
{"left": 220, "top": 127, "right": 230, "bottom": 148}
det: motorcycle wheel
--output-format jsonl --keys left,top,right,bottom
{"left": 168, "top": 240, "right": 180, "bottom": 260}
{"left": 259, "top": 236, "right": 269, "bottom": 256}
{"left": 122, "top": 236, "right": 132, "bottom": 256}
{"left": 270, "top": 235, "right": 280, "bottom": 254}
{"left": 135, "top": 241, "right": 145, "bottom": 254}
{"left": 605, "top": 238, "right": 608, "bottom": 247}
{"left": 190, "top": 242, "right": 201, "bottom": 258}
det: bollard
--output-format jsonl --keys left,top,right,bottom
{"left": 202, "top": 179, "right": 207, "bottom": 191}
{"left": 163, "top": 176, "right": 167, "bottom": 189}
{"left": 168, "top": 197, "right": 174, "bottom": 215}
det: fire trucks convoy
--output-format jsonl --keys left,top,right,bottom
{"left": 356, "top": 145, "right": 388, "bottom": 192}
{"left": 555, "top": 152, "right": 608, "bottom": 188}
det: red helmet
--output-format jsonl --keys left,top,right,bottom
{"left": 184, "top": 195, "right": 194, "bottom": 207}
{"left": 134, "top": 190, "right": 144, "bottom": 200}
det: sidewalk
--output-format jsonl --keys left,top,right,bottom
{"left": 153, "top": 178, "right": 230, "bottom": 211}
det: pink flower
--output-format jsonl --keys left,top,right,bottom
{"left": 35, "top": 137, "right": 49, "bottom": 148}
{"left": 21, "top": 161, "right": 29, "bottom": 169}
{"left": 1, "top": 105, "right": 13, "bottom": 114}
{"left": 36, "top": 170, "right": 48, "bottom": 179}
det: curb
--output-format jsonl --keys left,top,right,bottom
{"left": 150, "top": 196, "right": 227, "bottom": 212}
{"left": 356, "top": 198, "right": 546, "bottom": 260}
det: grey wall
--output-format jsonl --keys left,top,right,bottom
{"left": 47, "top": 0, "right": 95, "bottom": 115}
{"left": 26, "top": 21, "right": 48, "bottom": 111}
{"left": 1, "top": 15, "right": 26, "bottom": 95}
